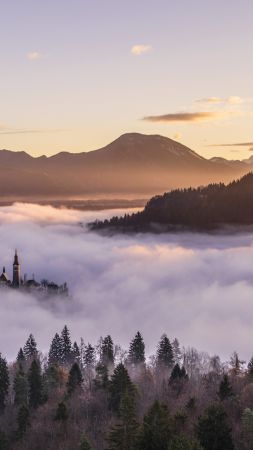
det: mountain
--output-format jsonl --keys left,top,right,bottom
{"left": 90, "top": 172, "right": 253, "bottom": 232}
{"left": 0, "top": 133, "right": 250, "bottom": 198}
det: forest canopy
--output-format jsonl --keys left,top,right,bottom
{"left": 0, "top": 326, "right": 252, "bottom": 449}
{"left": 90, "top": 173, "right": 253, "bottom": 232}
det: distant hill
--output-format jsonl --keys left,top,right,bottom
{"left": 90, "top": 172, "right": 253, "bottom": 232}
{"left": 0, "top": 133, "right": 251, "bottom": 198}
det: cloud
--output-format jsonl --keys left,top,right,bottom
{"left": 131, "top": 45, "right": 152, "bottom": 56}
{"left": 143, "top": 111, "right": 234, "bottom": 123}
{"left": 0, "top": 128, "right": 65, "bottom": 135}
{"left": 196, "top": 96, "right": 244, "bottom": 105}
{"left": 208, "top": 142, "right": 253, "bottom": 147}
{"left": 27, "top": 51, "right": 43, "bottom": 61}
{"left": 1, "top": 203, "right": 253, "bottom": 363}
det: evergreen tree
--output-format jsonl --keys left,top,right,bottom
{"left": 72, "top": 341, "right": 81, "bottom": 364}
{"left": 229, "top": 351, "right": 245, "bottom": 376}
{"left": 218, "top": 374, "right": 233, "bottom": 401}
{"left": 14, "top": 366, "right": 28, "bottom": 406}
{"left": 79, "top": 434, "right": 93, "bottom": 450}
{"left": 106, "top": 393, "right": 139, "bottom": 450}
{"left": 156, "top": 334, "right": 174, "bottom": 369}
{"left": 54, "top": 401, "right": 68, "bottom": 422}
{"left": 197, "top": 403, "right": 234, "bottom": 450}
{"left": 28, "top": 359, "right": 43, "bottom": 408}
{"left": 67, "top": 362, "right": 83, "bottom": 394}
{"left": 241, "top": 408, "right": 253, "bottom": 450}
{"left": 48, "top": 333, "right": 62, "bottom": 365}
{"left": 248, "top": 357, "right": 253, "bottom": 376}
{"left": 60, "top": 325, "right": 72, "bottom": 364}
{"left": 169, "top": 364, "right": 188, "bottom": 383}
{"left": 23, "top": 334, "right": 38, "bottom": 359}
{"left": 0, "top": 429, "right": 8, "bottom": 450}
{"left": 0, "top": 354, "right": 9, "bottom": 412}
{"left": 109, "top": 363, "right": 135, "bottom": 413}
{"left": 167, "top": 435, "right": 203, "bottom": 450}
{"left": 84, "top": 343, "right": 96, "bottom": 368}
{"left": 128, "top": 331, "right": 145, "bottom": 366}
{"left": 138, "top": 400, "right": 172, "bottom": 450}
{"left": 101, "top": 335, "right": 114, "bottom": 368}
{"left": 172, "top": 338, "right": 182, "bottom": 365}
{"left": 94, "top": 363, "right": 109, "bottom": 389}
{"left": 16, "top": 348, "right": 25, "bottom": 364}
{"left": 44, "top": 363, "right": 64, "bottom": 392}
{"left": 16, "top": 404, "right": 30, "bottom": 439}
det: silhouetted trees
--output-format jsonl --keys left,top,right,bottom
{"left": 197, "top": 404, "right": 234, "bottom": 450}
{"left": 90, "top": 173, "right": 253, "bottom": 232}
{"left": 128, "top": 331, "right": 145, "bottom": 366}
{"left": 0, "top": 354, "right": 9, "bottom": 412}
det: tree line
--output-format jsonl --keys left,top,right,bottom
{"left": 0, "top": 327, "right": 253, "bottom": 449}
{"left": 90, "top": 172, "right": 253, "bottom": 232}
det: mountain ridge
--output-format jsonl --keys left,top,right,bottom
{"left": 0, "top": 133, "right": 251, "bottom": 198}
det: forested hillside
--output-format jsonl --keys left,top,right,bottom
{"left": 91, "top": 172, "right": 253, "bottom": 232}
{"left": 0, "top": 326, "right": 253, "bottom": 449}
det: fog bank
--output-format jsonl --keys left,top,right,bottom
{"left": 0, "top": 203, "right": 253, "bottom": 362}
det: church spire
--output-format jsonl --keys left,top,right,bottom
{"left": 13, "top": 249, "right": 21, "bottom": 287}
{"left": 14, "top": 249, "right": 19, "bottom": 265}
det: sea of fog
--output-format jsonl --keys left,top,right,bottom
{"left": 0, "top": 202, "right": 253, "bottom": 362}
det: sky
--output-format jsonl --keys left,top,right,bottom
{"left": 0, "top": 0, "right": 253, "bottom": 159}
{"left": 1, "top": 203, "right": 253, "bottom": 363}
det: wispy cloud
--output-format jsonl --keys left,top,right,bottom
{"left": 131, "top": 44, "right": 152, "bottom": 56}
{"left": 27, "top": 51, "right": 43, "bottom": 61}
{"left": 0, "top": 128, "right": 65, "bottom": 135}
{"left": 208, "top": 142, "right": 253, "bottom": 147}
{"left": 143, "top": 111, "right": 236, "bottom": 123}
{"left": 196, "top": 96, "right": 244, "bottom": 105}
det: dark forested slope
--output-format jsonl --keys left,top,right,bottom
{"left": 90, "top": 173, "right": 253, "bottom": 231}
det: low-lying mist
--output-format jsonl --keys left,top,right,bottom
{"left": 1, "top": 202, "right": 253, "bottom": 362}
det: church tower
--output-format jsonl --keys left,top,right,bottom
{"left": 13, "top": 250, "right": 21, "bottom": 287}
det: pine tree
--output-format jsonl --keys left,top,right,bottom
{"left": 138, "top": 400, "right": 172, "bottom": 450}
{"left": 17, "top": 348, "right": 25, "bottom": 364}
{"left": 84, "top": 343, "right": 96, "bottom": 368}
{"left": 48, "top": 333, "right": 62, "bottom": 365}
{"left": 197, "top": 403, "right": 234, "bottom": 450}
{"left": 0, "top": 429, "right": 8, "bottom": 449}
{"left": 94, "top": 363, "right": 109, "bottom": 389}
{"left": 28, "top": 359, "right": 43, "bottom": 408}
{"left": 248, "top": 357, "right": 253, "bottom": 376}
{"left": 79, "top": 434, "right": 93, "bottom": 450}
{"left": 67, "top": 362, "right": 83, "bottom": 394}
{"left": 72, "top": 341, "right": 81, "bottom": 364}
{"left": 16, "top": 404, "right": 30, "bottom": 439}
{"left": 172, "top": 338, "right": 182, "bottom": 365}
{"left": 156, "top": 334, "right": 174, "bottom": 369}
{"left": 218, "top": 374, "right": 233, "bottom": 401}
{"left": 54, "top": 401, "right": 68, "bottom": 422}
{"left": 0, "top": 354, "right": 9, "bottom": 412}
{"left": 167, "top": 435, "right": 203, "bottom": 450}
{"left": 101, "top": 335, "right": 114, "bottom": 368}
{"left": 14, "top": 366, "right": 28, "bottom": 406}
{"left": 229, "top": 351, "right": 245, "bottom": 376}
{"left": 106, "top": 393, "right": 139, "bottom": 450}
{"left": 109, "top": 363, "right": 135, "bottom": 413}
{"left": 60, "top": 325, "right": 72, "bottom": 364}
{"left": 128, "top": 331, "right": 145, "bottom": 366}
{"left": 23, "top": 334, "right": 38, "bottom": 359}
{"left": 169, "top": 364, "right": 188, "bottom": 382}
{"left": 241, "top": 408, "right": 253, "bottom": 449}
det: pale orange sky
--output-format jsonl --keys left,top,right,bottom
{"left": 0, "top": 0, "right": 252, "bottom": 160}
